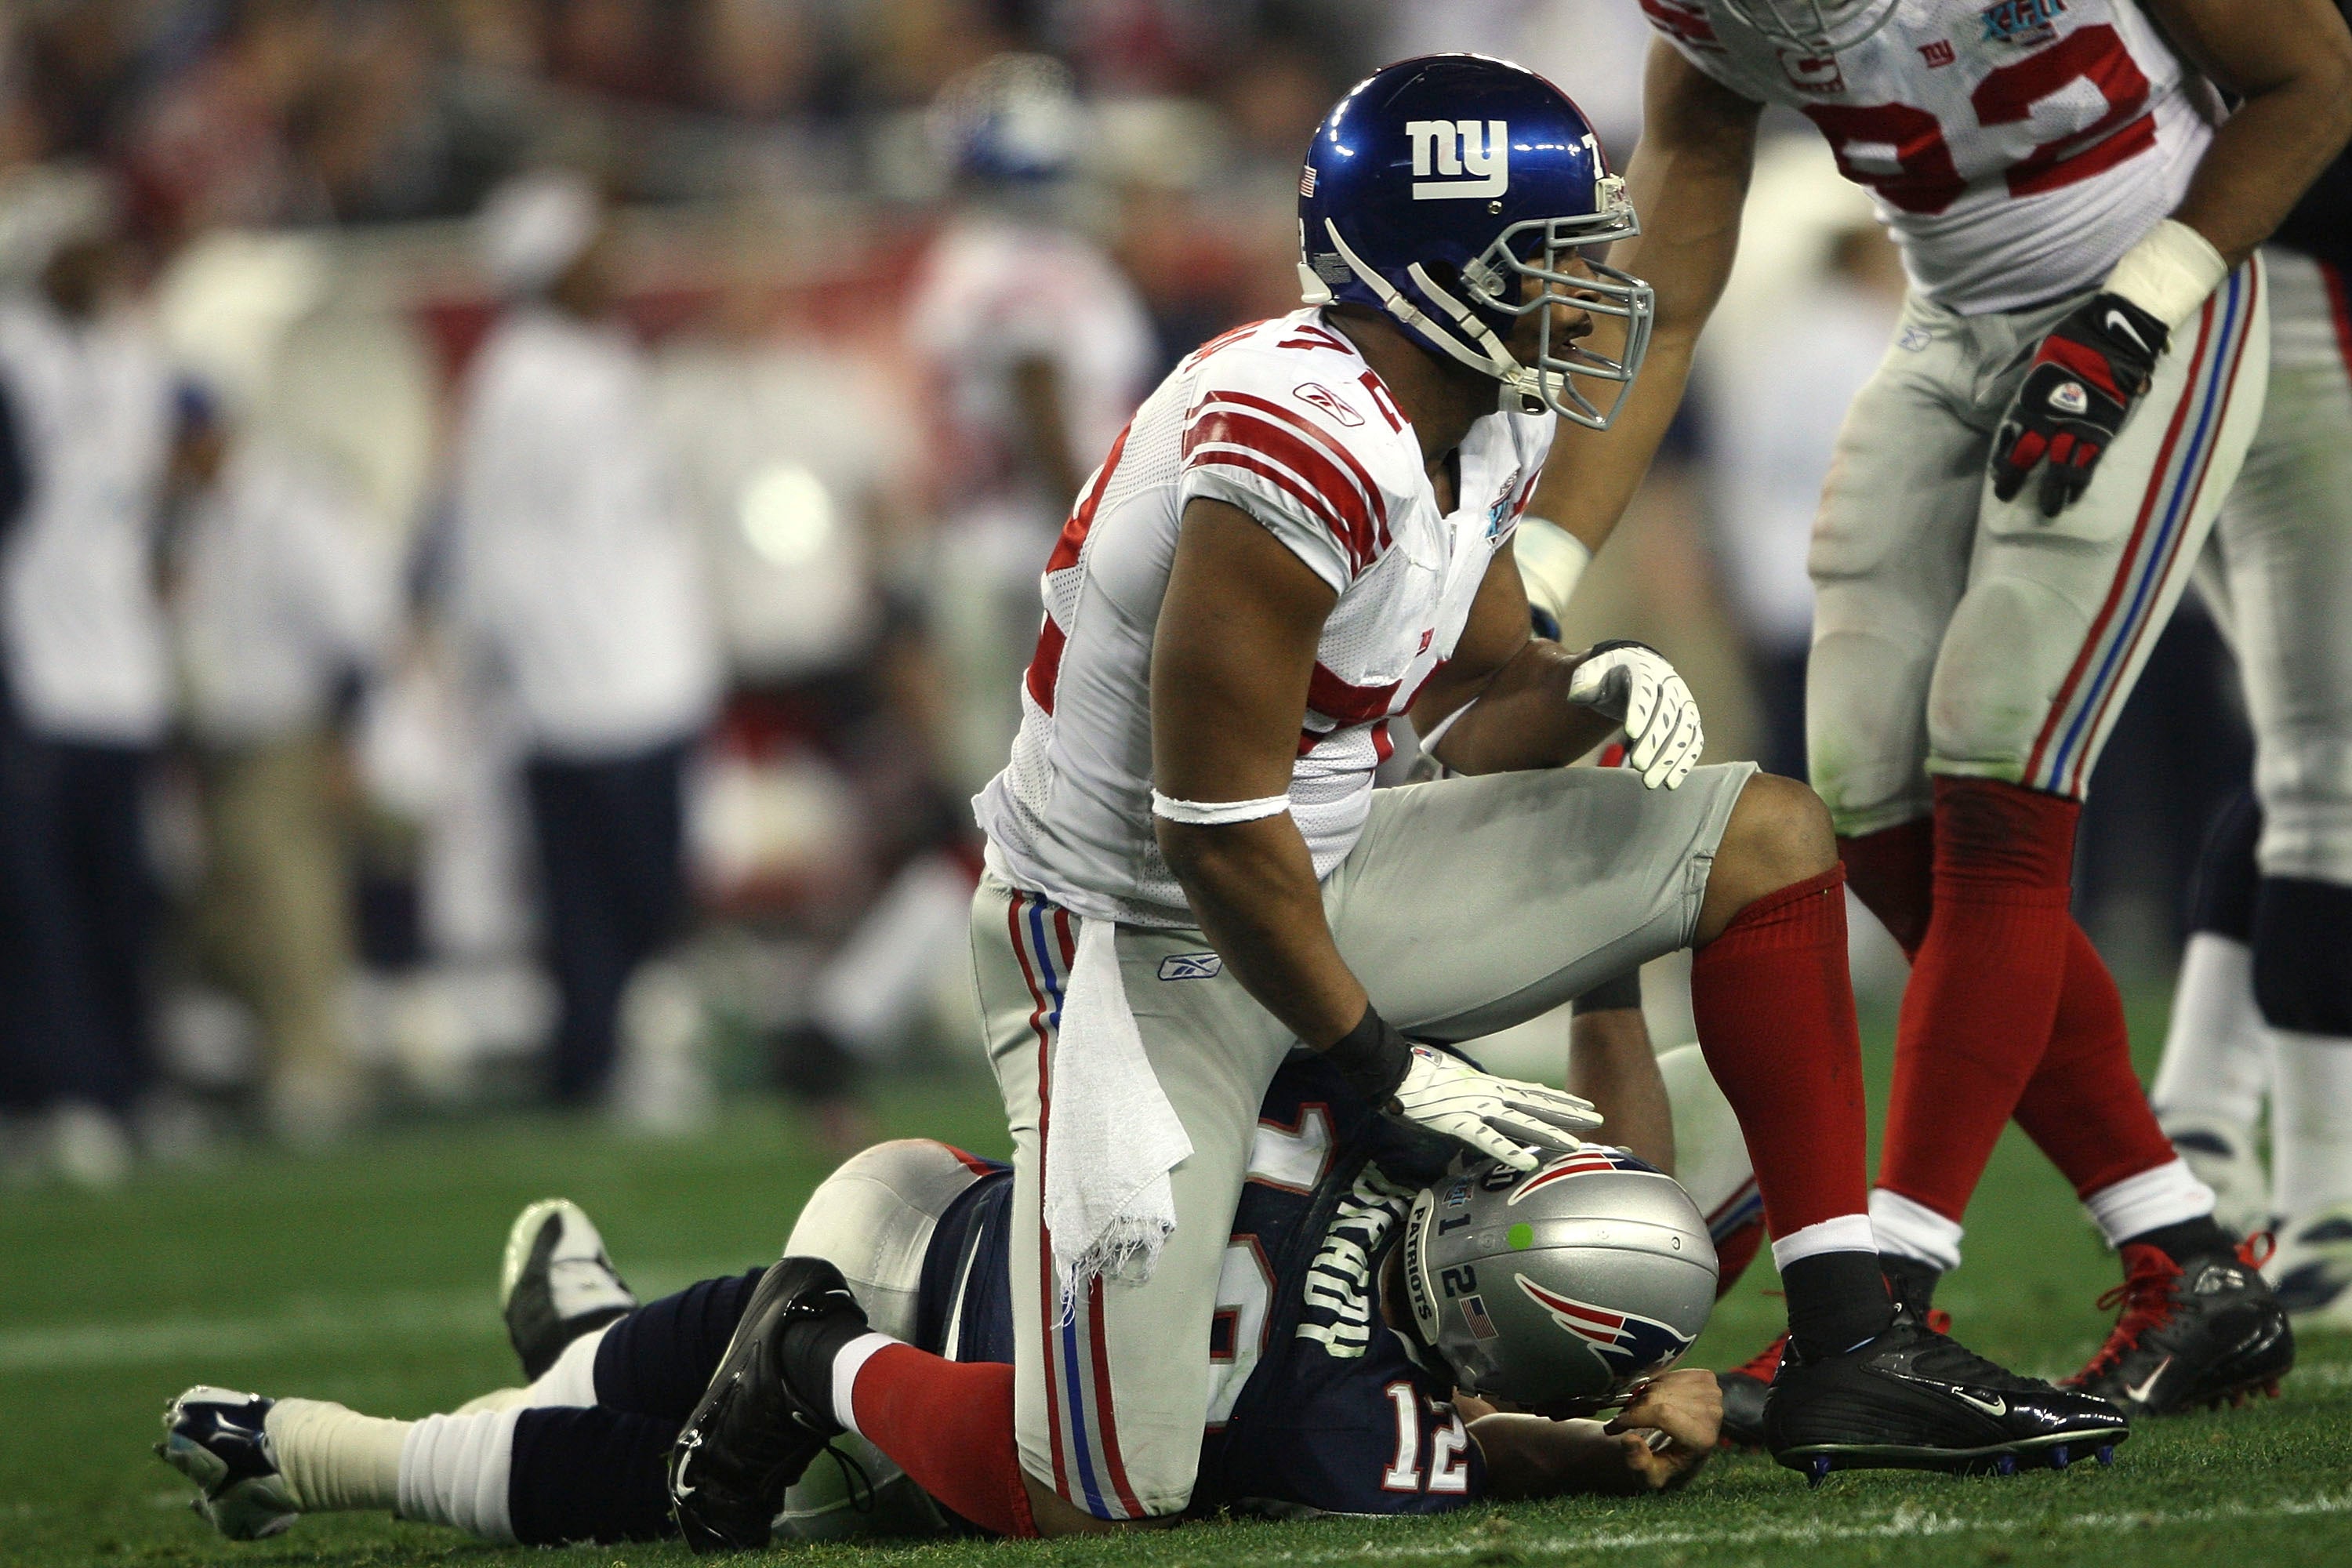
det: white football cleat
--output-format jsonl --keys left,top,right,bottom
{"left": 501, "top": 1198, "right": 637, "bottom": 1380}
{"left": 2161, "top": 1116, "right": 2272, "bottom": 1240}
{"left": 157, "top": 1387, "right": 300, "bottom": 1541}
{"left": 2267, "top": 1203, "right": 2352, "bottom": 1329}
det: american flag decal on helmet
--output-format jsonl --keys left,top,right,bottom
{"left": 1516, "top": 1274, "right": 1695, "bottom": 1377}
{"left": 1505, "top": 1146, "right": 1653, "bottom": 1205}
{"left": 1300, "top": 164, "right": 1317, "bottom": 197}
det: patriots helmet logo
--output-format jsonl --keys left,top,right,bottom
{"left": 1516, "top": 1274, "right": 1696, "bottom": 1379}
{"left": 1504, "top": 1146, "right": 1657, "bottom": 1205}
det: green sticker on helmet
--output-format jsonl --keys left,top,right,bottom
{"left": 1507, "top": 1222, "right": 1534, "bottom": 1250}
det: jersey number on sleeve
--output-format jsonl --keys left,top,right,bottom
{"left": 1802, "top": 24, "right": 2153, "bottom": 215}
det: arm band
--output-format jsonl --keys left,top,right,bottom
{"left": 1149, "top": 790, "right": 1291, "bottom": 826}
{"left": 2104, "top": 218, "right": 2228, "bottom": 332}
{"left": 1323, "top": 1002, "right": 1414, "bottom": 1105}
{"left": 1571, "top": 968, "right": 1644, "bottom": 1016}
{"left": 1414, "top": 698, "right": 1476, "bottom": 757}
{"left": 1514, "top": 515, "right": 1593, "bottom": 625}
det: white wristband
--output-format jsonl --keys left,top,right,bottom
{"left": 1513, "top": 516, "right": 1593, "bottom": 623}
{"left": 2103, "top": 218, "right": 2228, "bottom": 332}
{"left": 1150, "top": 790, "right": 1292, "bottom": 826}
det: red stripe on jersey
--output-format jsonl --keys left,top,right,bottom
{"left": 1025, "top": 615, "right": 1068, "bottom": 714}
{"left": 1307, "top": 662, "right": 1402, "bottom": 728}
{"left": 1026, "top": 424, "right": 1133, "bottom": 715}
{"left": 1276, "top": 324, "right": 1352, "bottom": 354}
{"left": 2322, "top": 260, "right": 2352, "bottom": 378}
{"left": 1045, "top": 423, "right": 1133, "bottom": 575}
{"left": 1190, "top": 319, "right": 1272, "bottom": 363}
{"left": 1185, "top": 415, "right": 1377, "bottom": 572}
{"left": 1210, "top": 390, "right": 1388, "bottom": 539}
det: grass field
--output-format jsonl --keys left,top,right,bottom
{"left": 6, "top": 994, "right": 2348, "bottom": 1568}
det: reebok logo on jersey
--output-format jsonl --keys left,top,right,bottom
{"left": 1408, "top": 120, "right": 1508, "bottom": 201}
{"left": 1159, "top": 952, "right": 1224, "bottom": 981}
{"left": 2049, "top": 380, "right": 2090, "bottom": 416}
{"left": 1292, "top": 382, "right": 1363, "bottom": 426}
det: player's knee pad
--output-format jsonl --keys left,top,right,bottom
{"left": 784, "top": 1139, "right": 993, "bottom": 1339}
{"left": 2253, "top": 876, "right": 2352, "bottom": 1036}
{"left": 2189, "top": 788, "right": 2262, "bottom": 941}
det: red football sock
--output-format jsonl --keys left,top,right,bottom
{"left": 1838, "top": 817, "right": 1935, "bottom": 959}
{"left": 1690, "top": 865, "right": 1870, "bottom": 1240}
{"left": 2012, "top": 919, "right": 2178, "bottom": 1200}
{"left": 847, "top": 1346, "right": 1036, "bottom": 1538}
{"left": 1876, "top": 778, "right": 2078, "bottom": 1222}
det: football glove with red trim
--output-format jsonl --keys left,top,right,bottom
{"left": 1991, "top": 292, "right": 2169, "bottom": 517}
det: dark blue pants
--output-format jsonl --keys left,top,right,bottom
{"left": 0, "top": 712, "right": 155, "bottom": 1113}
{"left": 524, "top": 740, "right": 691, "bottom": 1105}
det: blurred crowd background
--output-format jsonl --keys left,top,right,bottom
{"left": 0, "top": 0, "right": 2249, "bottom": 1185}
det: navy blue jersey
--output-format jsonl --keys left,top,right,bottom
{"left": 914, "top": 1052, "right": 1484, "bottom": 1519}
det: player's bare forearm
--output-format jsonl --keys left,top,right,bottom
{"left": 1468, "top": 1370, "right": 1719, "bottom": 1497}
{"left": 1156, "top": 815, "right": 1367, "bottom": 1047}
{"left": 2151, "top": 0, "right": 2352, "bottom": 266}
{"left": 1411, "top": 548, "right": 1618, "bottom": 772}
{"left": 1569, "top": 1006, "right": 1675, "bottom": 1173}
{"left": 1526, "top": 40, "right": 1759, "bottom": 550}
{"left": 1428, "top": 639, "right": 1622, "bottom": 774}
{"left": 1152, "top": 497, "right": 1370, "bottom": 1048}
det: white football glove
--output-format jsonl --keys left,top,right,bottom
{"left": 1391, "top": 1044, "right": 1603, "bottom": 1171}
{"left": 1566, "top": 640, "right": 1704, "bottom": 789}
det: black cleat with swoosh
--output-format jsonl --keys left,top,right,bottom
{"left": 1765, "top": 1307, "right": 2129, "bottom": 1481}
{"left": 668, "top": 1256, "right": 870, "bottom": 1552}
{"left": 2067, "top": 1242, "right": 2292, "bottom": 1417}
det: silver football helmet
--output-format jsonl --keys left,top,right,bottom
{"left": 1403, "top": 1149, "right": 1717, "bottom": 1413}
{"left": 1719, "top": 0, "right": 1900, "bottom": 53}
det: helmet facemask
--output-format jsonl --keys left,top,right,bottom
{"left": 1314, "top": 176, "right": 1656, "bottom": 430}
{"left": 1717, "top": 0, "right": 1900, "bottom": 54}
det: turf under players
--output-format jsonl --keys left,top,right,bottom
{"left": 156, "top": 1047, "right": 1735, "bottom": 1546}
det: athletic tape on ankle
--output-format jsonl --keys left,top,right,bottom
{"left": 831, "top": 1331, "right": 899, "bottom": 1441}
{"left": 2084, "top": 1157, "right": 2216, "bottom": 1247}
{"left": 1769, "top": 1212, "right": 1878, "bottom": 1271}
{"left": 1149, "top": 790, "right": 1290, "bottom": 826}
{"left": 1868, "top": 1189, "right": 1965, "bottom": 1274}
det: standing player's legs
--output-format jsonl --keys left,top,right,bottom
{"left": 1875, "top": 264, "right": 2270, "bottom": 1294}
{"left": 2215, "top": 256, "right": 2352, "bottom": 1318}
{"left": 973, "top": 882, "right": 1294, "bottom": 1523}
{"left": 2144, "top": 788, "right": 2274, "bottom": 1234}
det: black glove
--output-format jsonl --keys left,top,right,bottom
{"left": 1990, "top": 292, "right": 2169, "bottom": 517}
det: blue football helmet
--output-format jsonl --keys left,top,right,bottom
{"left": 1298, "top": 54, "right": 1653, "bottom": 430}
{"left": 930, "top": 54, "right": 1083, "bottom": 187}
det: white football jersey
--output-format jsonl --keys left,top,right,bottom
{"left": 975, "top": 311, "right": 1553, "bottom": 925}
{"left": 906, "top": 215, "right": 1156, "bottom": 514}
{"left": 1642, "top": 0, "right": 2220, "bottom": 312}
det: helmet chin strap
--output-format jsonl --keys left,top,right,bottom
{"left": 1322, "top": 219, "right": 1543, "bottom": 413}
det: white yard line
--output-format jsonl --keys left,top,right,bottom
{"left": 0, "top": 1261, "right": 739, "bottom": 1374}
{"left": 1268, "top": 1490, "right": 2352, "bottom": 1562}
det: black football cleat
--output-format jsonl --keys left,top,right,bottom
{"left": 501, "top": 1199, "right": 638, "bottom": 1381}
{"left": 669, "top": 1256, "right": 869, "bottom": 1553}
{"left": 1766, "top": 1307, "right": 2129, "bottom": 1480}
{"left": 1715, "top": 1333, "right": 1784, "bottom": 1450}
{"left": 2067, "top": 1241, "right": 2293, "bottom": 1417}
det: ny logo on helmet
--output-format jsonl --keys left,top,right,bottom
{"left": 1516, "top": 1275, "right": 1696, "bottom": 1378}
{"left": 1408, "top": 119, "right": 1508, "bottom": 201}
